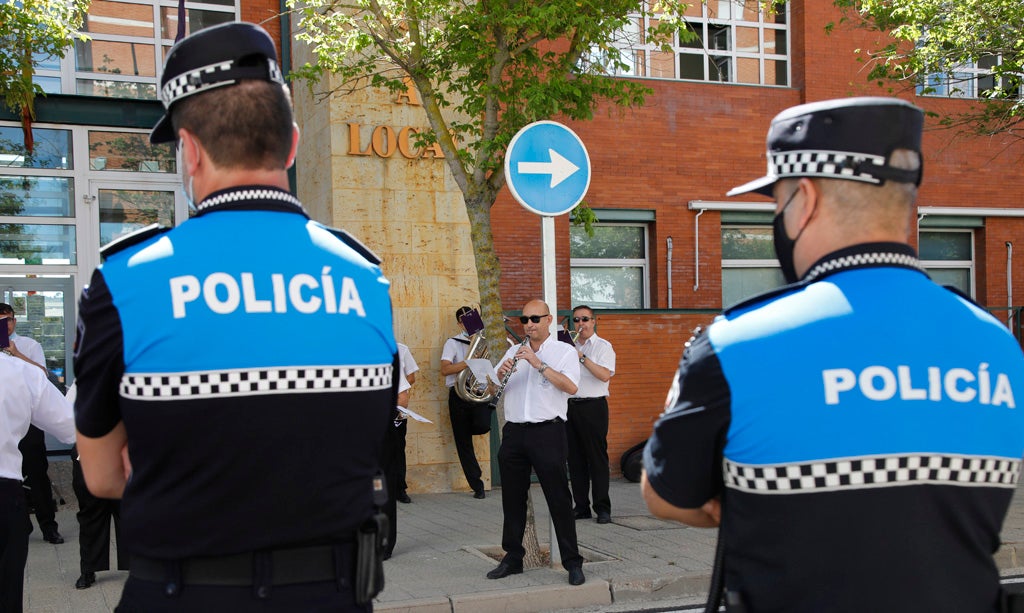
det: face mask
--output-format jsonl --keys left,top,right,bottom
{"left": 182, "top": 174, "right": 197, "bottom": 214}
{"left": 772, "top": 188, "right": 804, "bottom": 284}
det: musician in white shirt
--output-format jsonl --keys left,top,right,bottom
{"left": 485, "top": 299, "right": 585, "bottom": 586}
{"left": 568, "top": 305, "right": 616, "bottom": 524}
{"left": 0, "top": 351, "right": 75, "bottom": 611}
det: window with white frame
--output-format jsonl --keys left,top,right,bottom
{"left": 918, "top": 55, "right": 1022, "bottom": 100}
{"left": 584, "top": 0, "right": 789, "bottom": 86}
{"left": 721, "top": 224, "right": 784, "bottom": 306}
{"left": 0, "top": 123, "right": 180, "bottom": 268}
{"left": 31, "top": 0, "right": 238, "bottom": 99}
{"left": 919, "top": 229, "right": 974, "bottom": 297}
{"left": 570, "top": 223, "right": 649, "bottom": 309}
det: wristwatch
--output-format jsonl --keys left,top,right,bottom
{"left": 579, "top": 355, "right": 586, "bottom": 364}
{"left": 538, "top": 362, "right": 549, "bottom": 374}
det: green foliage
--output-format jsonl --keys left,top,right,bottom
{"left": 289, "top": 0, "right": 692, "bottom": 196}
{"left": 0, "top": 0, "right": 91, "bottom": 114}
{"left": 827, "top": 0, "right": 1024, "bottom": 138}
{"left": 571, "top": 202, "right": 600, "bottom": 237}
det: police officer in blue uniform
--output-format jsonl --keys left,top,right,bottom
{"left": 73, "top": 22, "right": 396, "bottom": 612}
{"left": 642, "top": 97, "right": 1024, "bottom": 612}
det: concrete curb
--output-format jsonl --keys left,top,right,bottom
{"left": 377, "top": 581, "right": 610, "bottom": 613}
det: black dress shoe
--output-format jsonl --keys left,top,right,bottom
{"left": 42, "top": 528, "right": 64, "bottom": 544}
{"left": 473, "top": 490, "right": 486, "bottom": 499}
{"left": 568, "top": 565, "right": 586, "bottom": 586}
{"left": 75, "top": 572, "right": 96, "bottom": 590}
{"left": 596, "top": 512, "right": 611, "bottom": 524}
{"left": 486, "top": 561, "right": 523, "bottom": 579}
{"left": 574, "top": 510, "right": 592, "bottom": 520}
{"left": 397, "top": 492, "right": 412, "bottom": 504}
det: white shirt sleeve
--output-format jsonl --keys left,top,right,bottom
{"left": 29, "top": 368, "right": 75, "bottom": 444}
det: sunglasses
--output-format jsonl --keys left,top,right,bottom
{"left": 519, "top": 314, "right": 548, "bottom": 324}
{"left": 573, "top": 317, "right": 592, "bottom": 323}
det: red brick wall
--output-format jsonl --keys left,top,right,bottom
{"left": 597, "top": 313, "right": 717, "bottom": 470}
{"left": 491, "top": 0, "right": 1024, "bottom": 475}
{"left": 241, "top": 0, "right": 282, "bottom": 48}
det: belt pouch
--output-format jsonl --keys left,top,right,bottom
{"left": 354, "top": 512, "right": 388, "bottom": 604}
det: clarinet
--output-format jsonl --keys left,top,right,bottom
{"left": 488, "top": 336, "right": 529, "bottom": 409}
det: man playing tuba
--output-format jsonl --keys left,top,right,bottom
{"left": 439, "top": 306, "right": 489, "bottom": 499}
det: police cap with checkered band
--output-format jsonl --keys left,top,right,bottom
{"left": 726, "top": 97, "right": 924, "bottom": 197}
{"left": 150, "top": 22, "right": 285, "bottom": 144}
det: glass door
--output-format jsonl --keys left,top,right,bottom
{"left": 0, "top": 276, "right": 76, "bottom": 451}
{"left": 87, "top": 181, "right": 181, "bottom": 254}
{"left": 0, "top": 277, "right": 76, "bottom": 387}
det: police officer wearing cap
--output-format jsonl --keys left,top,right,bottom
{"left": 73, "top": 22, "right": 397, "bottom": 612}
{"left": 641, "top": 97, "right": 1024, "bottom": 611}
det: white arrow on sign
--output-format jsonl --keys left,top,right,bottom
{"left": 517, "top": 148, "right": 580, "bottom": 188}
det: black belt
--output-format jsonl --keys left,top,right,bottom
{"left": 569, "top": 397, "right": 604, "bottom": 403}
{"left": 511, "top": 417, "right": 564, "bottom": 427}
{"left": 130, "top": 543, "right": 351, "bottom": 587}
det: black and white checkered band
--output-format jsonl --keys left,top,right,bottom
{"left": 196, "top": 188, "right": 304, "bottom": 214}
{"left": 725, "top": 454, "right": 1021, "bottom": 494}
{"left": 120, "top": 364, "right": 393, "bottom": 400}
{"left": 768, "top": 149, "right": 887, "bottom": 184}
{"left": 159, "top": 58, "right": 284, "bottom": 109}
{"left": 803, "top": 250, "right": 925, "bottom": 283}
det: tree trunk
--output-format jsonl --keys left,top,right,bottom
{"left": 463, "top": 192, "right": 544, "bottom": 568}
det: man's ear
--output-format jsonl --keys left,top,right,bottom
{"left": 177, "top": 129, "right": 201, "bottom": 175}
{"left": 286, "top": 123, "right": 300, "bottom": 169}
{"left": 794, "top": 177, "right": 820, "bottom": 230}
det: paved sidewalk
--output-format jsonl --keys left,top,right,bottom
{"left": 23, "top": 477, "right": 1024, "bottom": 612}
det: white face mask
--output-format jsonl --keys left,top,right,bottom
{"left": 182, "top": 174, "right": 197, "bottom": 214}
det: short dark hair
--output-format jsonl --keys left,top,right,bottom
{"left": 455, "top": 306, "right": 473, "bottom": 321}
{"left": 0, "top": 303, "right": 13, "bottom": 316}
{"left": 572, "top": 305, "right": 594, "bottom": 315}
{"left": 172, "top": 80, "right": 294, "bottom": 170}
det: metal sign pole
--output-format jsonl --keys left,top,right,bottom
{"left": 542, "top": 215, "right": 560, "bottom": 568}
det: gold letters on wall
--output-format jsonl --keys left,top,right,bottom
{"left": 346, "top": 80, "right": 444, "bottom": 160}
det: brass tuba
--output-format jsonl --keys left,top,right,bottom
{"left": 455, "top": 330, "right": 493, "bottom": 403}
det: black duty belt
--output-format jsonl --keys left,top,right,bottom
{"left": 130, "top": 543, "right": 351, "bottom": 587}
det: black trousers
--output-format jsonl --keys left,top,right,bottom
{"left": 72, "top": 453, "right": 128, "bottom": 574}
{"left": 397, "top": 417, "right": 408, "bottom": 494}
{"left": 380, "top": 419, "right": 405, "bottom": 557}
{"left": 0, "top": 478, "right": 29, "bottom": 613}
{"left": 566, "top": 397, "right": 611, "bottom": 516}
{"left": 18, "top": 425, "right": 56, "bottom": 533}
{"left": 447, "top": 389, "right": 484, "bottom": 494}
{"left": 115, "top": 544, "right": 367, "bottom": 613}
{"left": 497, "top": 420, "right": 582, "bottom": 569}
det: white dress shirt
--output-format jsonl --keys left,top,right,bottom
{"left": 0, "top": 353, "right": 75, "bottom": 480}
{"left": 10, "top": 332, "right": 44, "bottom": 369}
{"left": 397, "top": 343, "right": 419, "bottom": 381}
{"left": 573, "top": 333, "right": 616, "bottom": 398}
{"left": 441, "top": 332, "right": 472, "bottom": 388}
{"left": 499, "top": 335, "right": 580, "bottom": 423}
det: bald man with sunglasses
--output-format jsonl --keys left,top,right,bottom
{"left": 486, "top": 299, "right": 585, "bottom": 586}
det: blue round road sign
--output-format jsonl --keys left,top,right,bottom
{"left": 504, "top": 121, "right": 591, "bottom": 217}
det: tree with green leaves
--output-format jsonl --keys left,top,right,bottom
{"left": 289, "top": 0, "right": 694, "bottom": 343}
{"left": 830, "top": 0, "right": 1024, "bottom": 139}
{"left": 288, "top": 0, "right": 696, "bottom": 568}
{"left": 0, "top": 0, "right": 90, "bottom": 152}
